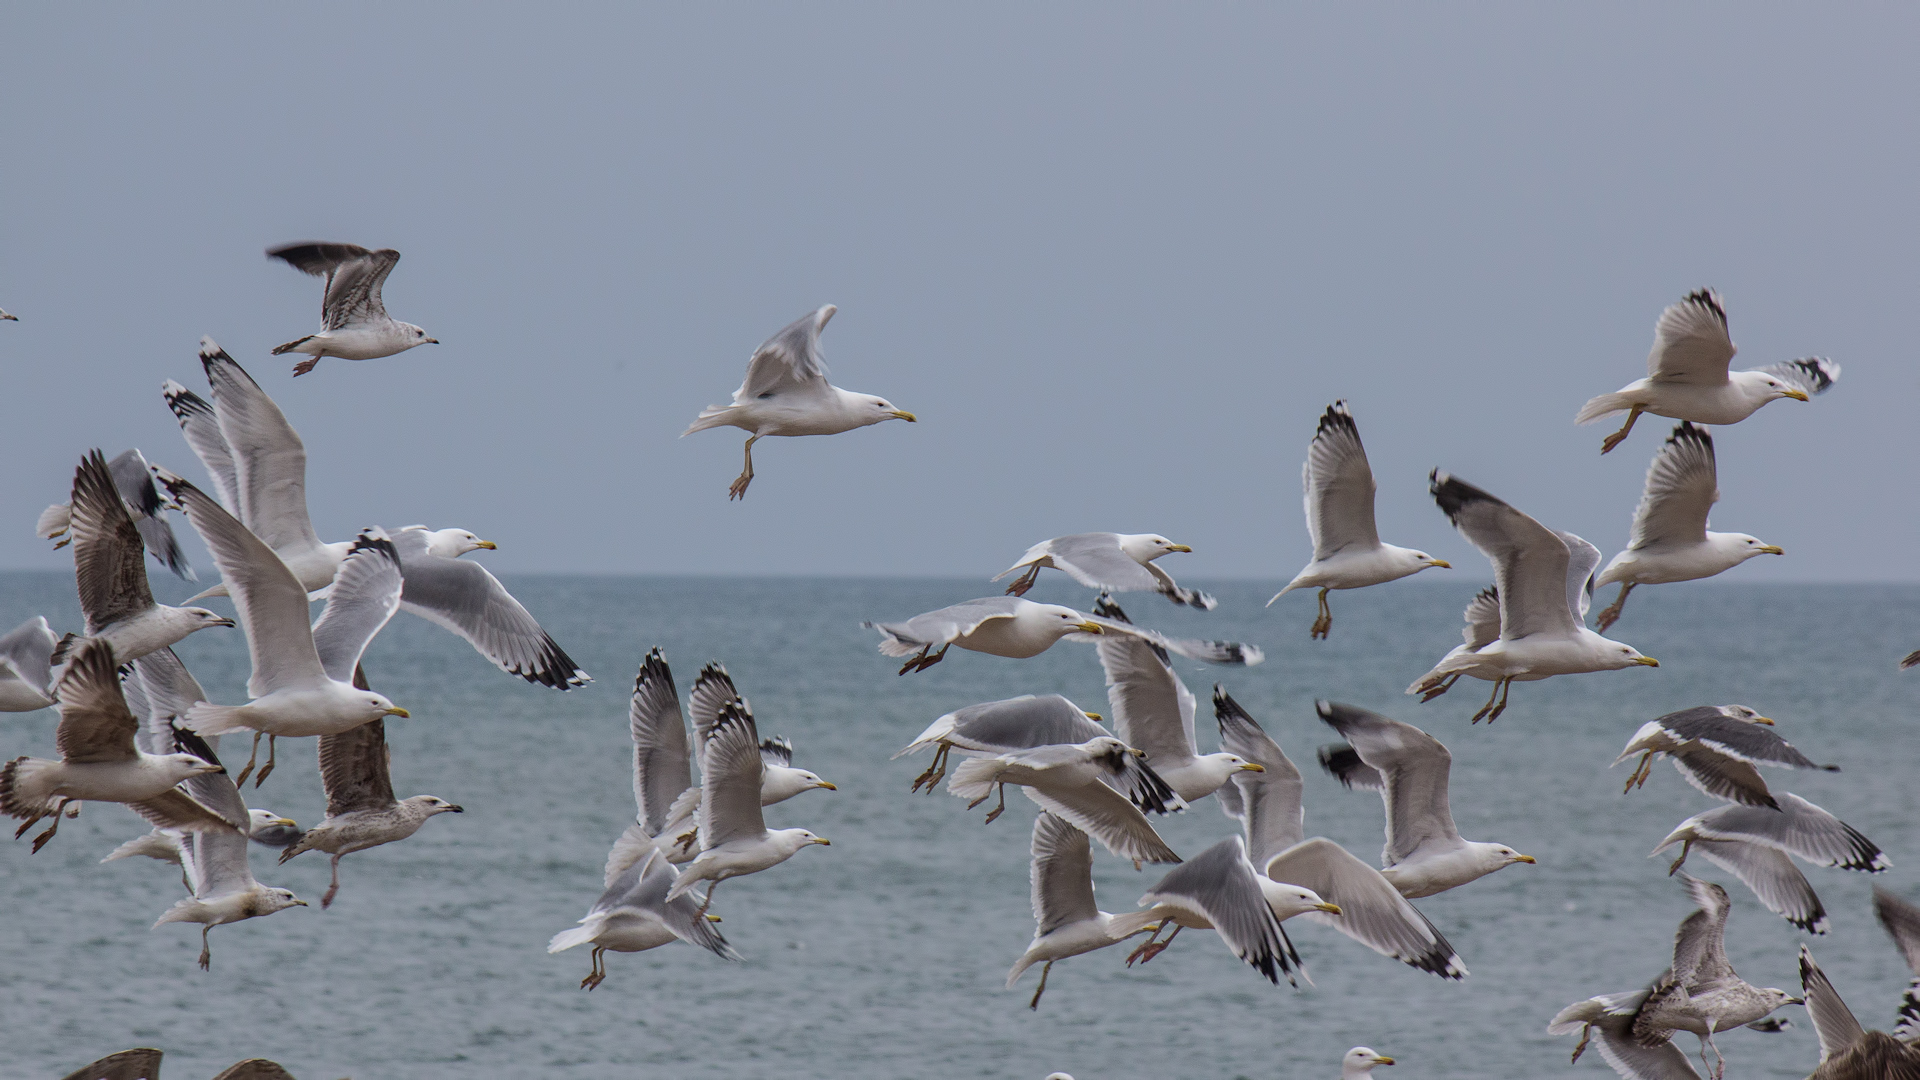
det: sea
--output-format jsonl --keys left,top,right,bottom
{"left": 1, "top": 571, "right": 1916, "bottom": 1080}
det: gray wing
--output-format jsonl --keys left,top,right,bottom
{"left": 128, "top": 648, "right": 209, "bottom": 756}
{"left": 1213, "top": 687, "right": 1305, "bottom": 862}
{"left": 160, "top": 473, "right": 328, "bottom": 696}
{"left": 1629, "top": 424, "right": 1717, "bottom": 551}
{"left": 1755, "top": 357, "right": 1840, "bottom": 397}
{"left": 316, "top": 710, "right": 395, "bottom": 819}
{"left": 1873, "top": 887, "right": 1920, "bottom": 1042}
{"left": 992, "top": 743, "right": 1181, "bottom": 818}
{"left": 1076, "top": 611, "right": 1262, "bottom": 667}
{"left": 199, "top": 339, "right": 325, "bottom": 558}
{"left": 688, "top": 662, "right": 739, "bottom": 761}
{"left": 1668, "top": 745, "right": 1778, "bottom": 809}
{"left": 1094, "top": 601, "right": 1196, "bottom": 765}
{"left": 896, "top": 694, "right": 1108, "bottom": 759}
{"left": 1316, "top": 701, "right": 1459, "bottom": 866}
{"left": 1017, "top": 785, "right": 1181, "bottom": 865}
{"left": 1671, "top": 874, "right": 1735, "bottom": 992}
{"left": 760, "top": 738, "right": 794, "bottom": 768}
{"left": 69, "top": 450, "right": 155, "bottom": 631}
{"left": 0, "top": 616, "right": 57, "bottom": 698}
{"left": 697, "top": 701, "right": 766, "bottom": 848}
{"left": 267, "top": 242, "right": 396, "bottom": 328}
{"left": 1138, "top": 835, "right": 1291, "bottom": 986}
{"left": 629, "top": 649, "right": 692, "bottom": 836}
{"left": 866, "top": 597, "right": 1024, "bottom": 656}
{"left": 1429, "top": 472, "right": 1576, "bottom": 639}
{"left": 309, "top": 531, "right": 404, "bottom": 683}
{"left": 1592, "top": 1020, "right": 1706, "bottom": 1080}
{"left": 1460, "top": 587, "right": 1501, "bottom": 649}
{"left": 592, "top": 837, "right": 740, "bottom": 960}
{"left": 1558, "top": 531, "right": 1602, "bottom": 623}
{"left": 1659, "top": 707, "right": 1835, "bottom": 771}
{"left": 1303, "top": 401, "right": 1381, "bottom": 558}
{"left": 53, "top": 640, "right": 140, "bottom": 764}
{"left": 121, "top": 665, "right": 160, "bottom": 756}
{"left": 126, "top": 788, "right": 247, "bottom": 837}
{"left": 390, "top": 527, "right": 588, "bottom": 689}
{"left": 1800, "top": 946, "right": 1867, "bottom": 1062}
{"left": 1031, "top": 812, "right": 1099, "bottom": 935}
{"left": 1037, "top": 534, "right": 1164, "bottom": 594}
{"left": 1680, "top": 837, "right": 1828, "bottom": 934}
{"left": 140, "top": 724, "right": 249, "bottom": 837}
{"left": 1264, "top": 837, "right": 1465, "bottom": 979}
{"left": 1685, "top": 793, "right": 1887, "bottom": 871}
{"left": 735, "top": 306, "right": 833, "bottom": 402}
{"left": 1647, "top": 290, "right": 1736, "bottom": 385}
{"left": 162, "top": 379, "right": 241, "bottom": 514}
{"left": 108, "top": 449, "right": 192, "bottom": 581}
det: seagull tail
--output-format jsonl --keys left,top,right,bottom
{"left": 34, "top": 503, "right": 70, "bottom": 541}
{"left": 181, "top": 703, "right": 253, "bottom": 737}
{"left": 270, "top": 335, "right": 315, "bottom": 356}
{"left": 151, "top": 895, "right": 208, "bottom": 929}
{"left": 0, "top": 756, "right": 57, "bottom": 818}
{"left": 102, "top": 832, "right": 181, "bottom": 865}
{"left": 547, "top": 919, "right": 602, "bottom": 954}
{"left": 946, "top": 758, "right": 1001, "bottom": 802}
{"left": 681, "top": 406, "right": 741, "bottom": 436}
{"left": 1575, "top": 391, "right": 1637, "bottom": 425}
{"left": 1005, "top": 952, "right": 1041, "bottom": 988}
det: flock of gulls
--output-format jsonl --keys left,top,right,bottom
{"left": 3, "top": 265, "right": 1914, "bottom": 1080}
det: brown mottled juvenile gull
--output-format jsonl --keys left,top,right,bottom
{"left": 1797, "top": 938, "right": 1920, "bottom": 1080}
{"left": 0, "top": 616, "right": 58, "bottom": 713}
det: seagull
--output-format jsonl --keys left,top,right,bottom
{"left": 162, "top": 474, "right": 410, "bottom": 786}
{"left": 1798, "top": 942, "right": 1920, "bottom": 1080}
{"left": 1577, "top": 289, "right": 1838, "bottom": 454}
{"left": 1214, "top": 689, "right": 1465, "bottom": 979}
{"left": 865, "top": 595, "right": 1261, "bottom": 676}
{"left": 0, "top": 639, "right": 240, "bottom": 852}
{"left": 0, "top": 616, "right": 57, "bottom": 713}
{"left": 1593, "top": 424, "right": 1783, "bottom": 631}
{"left": 1654, "top": 792, "right": 1887, "bottom": 934}
{"left": 54, "top": 1048, "right": 164, "bottom": 1080}
{"left": 1341, "top": 1049, "right": 1396, "bottom": 1079}
{"left": 946, "top": 736, "right": 1182, "bottom": 863}
{"left": 1120, "top": 834, "right": 1318, "bottom": 987}
{"left": 65, "top": 450, "right": 233, "bottom": 663}
{"left": 894, "top": 693, "right": 1110, "bottom": 795}
{"left": 1550, "top": 875, "right": 1802, "bottom": 1080}
{"left": 1614, "top": 705, "right": 1837, "bottom": 807}
{"left": 1316, "top": 700, "right": 1535, "bottom": 898}
{"left": 1090, "top": 596, "right": 1264, "bottom": 803}
{"left": 151, "top": 731, "right": 309, "bottom": 969}
{"left": 633, "top": 657, "right": 836, "bottom": 861}
{"left": 0, "top": 308, "right": 14, "bottom": 321}
{"left": 682, "top": 305, "right": 915, "bottom": 500}
{"left": 167, "top": 341, "right": 587, "bottom": 689}
{"left": 1409, "top": 472, "right": 1658, "bottom": 722}
{"left": 993, "top": 533, "right": 1213, "bottom": 609}
{"left": 666, "top": 700, "right": 830, "bottom": 910}
{"left": 36, "top": 448, "right": 194, "bottom": 580}
{"left": 1270, "top": 403, "right": 1450, "bottom": 639}
{"left": 1005, "top": 812, "right": 1171, "bottom": 1009}
{"left": 549, "top": 828, "right": 741, "bottom": 990}
{"left": 277, "top": 665, "right": 463, "bottom": 908}
{"left": 266, "top": 241, "right": 437, "bottom": 376}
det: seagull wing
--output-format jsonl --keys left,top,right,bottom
{"left": 1265, "top": 836, "right": 1465, "bottom": 978}
{"left": 1036, "top": 534, "right": 1164, "bottom": 593}
{"left": 1017, "top": 782, "right": 1181, "bottom": 865}
{"left": 1647, "top": 290, "right": 1736, "bottom": 386}
{"left": 1077, "top": 611, "right": 1262, "bottom": 666}
{"left": 1558, "top": 531, "right": 1602, "bottom": 623}
{"left": 320, "top": 249, "right": 400, "bottom": 328}
{"left": 1137, "top": 835, "right": 1291, "bottom": 985}
{"left": 1460, "top": 586, "right": 1501, "bottom": 649}
{"left": 1800, "top": 947, "right": 1866, "bottom": 1061}
{"left": 1683, "top": 792, "right": 1887, "bottom": 871}
{"left": 1671, "top": 874, "right": 1736, "bottom": 992}
{"left": 687, "top": 662, "right": 739, "bottom": 762}
{"left": 1030, "top": 811, "right": 1100, "bottom": 935}
{"left": 1871, "top": 887, "right": 1920, "bottom": 1042}
{"left": 697, "top": 701, "right": 767, "bottom": 849}
{"left": 389, "top": 527, "right": 588, "bottom": 689}
{"left": 1674, "top": 837, "right": 1828, "bottom": 934}
{"left": 1754, "top": 357, "right": 1840, "bottom": 397}
{"left": 735, "top": 306, "right": 833, "bottom": 403}
{"left": 199, "top": 340, "right": 326, "bottom": 560}
{"left": 1667, "top": 744, "right": 1778, "bottom": 809}
{"left": 1094, "top": 601, "right": 1197, "bottom": 766}
{"left": 1658, "top": 707, "right": 1834, "bottom": 770}
{"left": 108, "top": 448, "right": 192, "bottom": 581}
{"left": 163, "top": 379, "right": 241, "bottom": 514}
{"left": 1316, "top": 701, "right": 1459, "bottom": 866}
{"left": 308, "top": 531, "right": 404, "bottom": 684}
{"left": 161, "top": 474, "right": 328, "bottom": 695}
{"left": 52, "top": 639, "right": 141, "bottom": 764}
{"left": 1213, "top": 688, "right": 1305, "bottom": 860}
{"left": 1303, "top": 402, "right": 1381, "bottom": 558}
{"left": 865, "top": 597, "right": 1024, "bottom": 656}
{"left": 0, "top": 617, "right": 57, "bottom": 700}
{"left": 1430, "top": 472, "right": 1575, "bottom": 639}
{"left": 629, "top": 649, "right": 692, "bottom": 836}
{"left": 901, "top": 694, "right": 1109, "bottom": 759}
{"left": 1629, "top": 424, "right": 1717, "bottom": 550}
{"left": 317, "top": 713, "right": 396, "bottom": 818}
{"left": 69, "top": 450, "right": 155, "bottom": 631}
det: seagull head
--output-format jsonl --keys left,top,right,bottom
{"left": 856, "top": 394, "right": 916, "bottom": 425}
{"left": 161, "top": 753, "right": 225, "bottom": 781}
{"left": 1610, "top": 642, "right": 1660, "bottom": 669}
{"left": 1118, "top": 534, "right": 1191, "bottom": 563}
{"left": 1743, "top": 371, "right": 1809, "bottom": 403}
{"left": 1343, "top": 1048, "right": 1395, "bottom": 1078}
{"left": 425, "top": 528, "right": 496, "bottom": 558}
{"left": 184, "top": 607, "right": 236, "bottom": 630}
{"left": 797, "top": 770, "right": 837, "bottom": 792}
{"left": 1720, "top": 705, "right": 1774, "bottom": 726}
{"left": 1721, "top": 533, "right": 1784, "bottom": 561}
{"left": 1264, "top": 880, "right": 1341, "bottom": 919}
{"left": 262, "top": 887, "right": 309, "bottom": 913}
{"left": 1496, "top": 846, "right": 1537, "bottom": 867}
{"left": 407, "top": 795, "right": 464, "bottom": 816}
{"left": 399, "top": 322, "right": 438, "bottom": 347}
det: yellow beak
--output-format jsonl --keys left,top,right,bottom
{"left": 705, "top": 914, "right": 723, "bottom": 923}
{"left": 293, "top": 898, "right": 311, "bottom": 906}
{"left": 1374, "top": 1057, "right": 1395, "bottom": 1066}
{"left": 1083, "top": 711, "right": 1103, "bottom": 722}
{"left": 275, "top": 817, "right": 298, "bottom": 827}
{"left": 1784, "top": 389, "right": 1811, "bottom": 402}
{"left": 1129, "top": 747, "right": 1148, "bottom": 758}
{"left": 1315, "top": 901, "right": 1343, "bottom": 914}
{"left": 476, "top": 540, "right": 498, "bottom": 550}
{"left": 1757, "top": 545, "right": 1784, "bottom": 555}
{"left": 386, "top": 706, "right": 411, "bottom": 717}
{"left": 1429, "top": 559, "right": 1451, "bottom": 568}
{"left": 1514, "top": 854, "right": 1537, "bottom": 864}
{"left": 812, "top": 836, "right": 832, "bottom": 846}
{"left": 1753, "top": 716, "right": 1775, "bottom": 726}
{"left": 1632, "top": 657, "right": 1660, "bottom": 667}
{"left": 816, "top": 781, "right": 838, "bottom": 791}
{"left": 888, "top": 410, "right": 917, "bottom": 422}
{"left": 1239, "top": 762, "right": 1266, "bottom": 773}
{"left": 1167, "top": 544, "right": 1193, "bottom": 553}
{"left": 1075, "top": 620, "right": 1106, "bottom": 635}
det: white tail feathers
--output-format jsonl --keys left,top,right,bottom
{"left": 1005, "top": 953, "right": 1040, "bottom": 988}
{"left": 102, "top": 832, "right": 182, "bottom": 865}
{"left": 947, "top": 757, "right": 1002, "bottom": 802}
{"left": 0, "top": 756, "right": 57, "bottom": 816}
{"left": 547, "top": 917, "right": 604, "bottom": 955}
{"left": 891, "top": 717, "right": 956, "bottom": 760}
{"left": 1576, "top": 391, "right": 1638, "bottom": 425}
{"left": 1107, "top": 909, "right": 1165, "bottom": 940}
{"left": 152, "top": 896, "right": 209, "bottom": 928}
{"left": 183, "top": 702, "right": 252, "bottom": 736}
{"left": 681, "top": 406, "right": 740, "bottom": 437}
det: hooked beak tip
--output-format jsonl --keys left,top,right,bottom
{"left": 1759, "top": 545, "right": 1784, "bottom": 555}
{"left": 476, "top": 540, "right": 497, "bottom": 550}
{"left": 386, "top": 706, "right": 410, "bottom": 718}
{"left": 1316, "top": 902, "right": 1342, "bottom": 914}
{"left": 1168, "top": 544, "right": 1193, "bottom": 553}
{"left": 1075, "top": 621, "right": 1105, "bottom": 635}
{"left": 1515, "top": 854, "right": 1537, "bottom": 864}
{"left": 1430, "top": 559, "right": 1451, "bottom": 569}
{"left": 1376, "top": 1057, "right": 1395, "bottom": 1066}
{"left": 1240, "top": 762, "right": 1265, "bottom": 773}
{"left": 888, "top": 410, "right": 917, "bottom": 422}
{"left": 1635, "top": 657, "right": 1660, "bottom": 667}
{"left": 817, "top": 781, "right": 837, "bottom": 791}
{"left": 813, "top": 837, "right": 831, "bottom": 846}
{"left": 1786, "top": 389, "right": 1810, "bottom": 401}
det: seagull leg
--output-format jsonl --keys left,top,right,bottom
{"left": 1128, "top": 923, "right": 1182, "bottom": 966}
{"left": 1599, "top": 406, "right": 1643, "bottom": 455}
{"left": 1624, "top": 751, "right": 1653, "bottom": 793}
{"left": 1667, "top": 839, "right": 1693, "bottom": 876}
{"left": 1026, "top": 960, "right": 1055, "bottom": 1010}
{"left": 1595, "top": 583, "right": 1634, "bottom": 633}
{"left": 1310, "top": 588, "right": 1333, "bottom": 640}
{"left": 898, "top": 643, "right": 950, "bottom": 676}
{"left": 983, "top": 783, "right": 1008, "bottom": 825}
{"left": 1005, "top": 565, "right": 1040, "bottom": 597}
{"left": 1469, "top": 679, "right": 1505, "bottom": 723}
{"left": 291, "top": 356, "right": 321, "bottom": 377}
{"left": 234, "top": 730, "right": 263, "bottom": 788}
{"left": 322, "top": 853, "right": 344, "bottom": 909}
{"left": 1570, "top": 1024, "right": 1593, "bottom": 1064}
{"left": 910, "top": 743, "right": 950, "bottom": 793}
{"left": 1484, "top": 678, "right": 1514, "bottom": 723}
{"left": 29, "top": 798, "right": 72, "bottom": 852}
{"left": 728, "top": 436, "right": 759, "bottom": 501}
{"left": 1124, "top": 922, "right": 1165, "bottom": 966}
{"left": 581, "top": 946, "right": 607, "bottom": 991}
{"left": 252, "top": 735, "right": 277, "bottom": 787}
{"left": 199, "top": 925, "right": 213, "bottom": 971}
{"left": 1420, "top": 672, "right": 1466, "bottom": 702}
{"left": 696, "top": 880, "right": 720, "bottom": 918}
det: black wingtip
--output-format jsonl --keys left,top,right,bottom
{"left": 1668, "top": 421, "right": 1713, "bottom": 452}
{"left": 1428, "top": 471, "right": 1505, "bottom": 524}
{"left": 1681, "top": 288, "right": 1727, "bottom": 325}
{"left": 1317, "top": 744, "right": 1366, "bottom": 787}
{"left": 169, "top": 721, "right": 223, "bottom": 768}
{"left": 1316, "top": 400, "right": 1358, "bottom": 439}
{"left": 1091, "top": 593, "right": 1129, "bottom": 623}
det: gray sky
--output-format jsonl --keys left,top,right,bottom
{"left": 3, "top": 5, "right": 1914, "bottom": 580}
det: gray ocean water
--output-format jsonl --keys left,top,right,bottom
{"left": 2, "top": 571, "right": 1917, "bottom": 1080}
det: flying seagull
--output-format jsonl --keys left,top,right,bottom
{"left": 993, "top": 532, "right": 1213, "bottom": 609}
{"left": 1614, "top": 705, "right": 1837, "bottom": 808}
{"left": 866, "top": 595, "right": 1260, "bottom": 675}
{"left": 37, "top": 447, "right": 194, "bottom": 580}
{"left": 266, "top": 241, "right": 437, "bottom": 376}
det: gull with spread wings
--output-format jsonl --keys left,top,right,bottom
{"left": 266, "top": 241, "right": 437, "bottom": 376}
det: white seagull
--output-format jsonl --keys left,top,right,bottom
{"left": 1004, "top": 812, "right": 1169, "bottom": 1009}
{"left": 683, "top": 305, "right": 915, "bottom": 500}
{"left": 266, "top": 241, "right": 437, "bottom": 376}
{"left": 163, "top": 474, "right": 409, "bottom": 786}
{"left": 1409, "top": 472, "right": 1658, "bottom": 723}
{"left": 1614, "top": 704, "right": 1837, "bottom": 807}
{"left": 1270, "top": 403, "right": 1450, "bottom": 639}
{"left": 0, "top": 616, "right": 58, "bottom": 713}
{"left": 947, "top": 736, "right": 1182, "bottom": 863}
{"left": 1577, "top": 289, "right": 1838, "bottom": 454}
{"left": 549, "top": 829, "right": 740, "bottom": 990}
{"left": 1593, "top": 423, "right": 1783, "bottom": 631}
{"left": 993, "top": 533, "right": 1213, "bottom": 609}
{"left": 1341, "top": 1049, "right": 1396, "bottom": 1079}
{"left": 893, "top": 692, "right": 1111, "bottom": 795}
{"left": 1655, "top": 791, "right": 1887, "bottom": 935}
{"left": 866, "top": 595, "right": 1261, "bottom": 675}
{"left": 1121, "top": 834, "right": 1321, "bottom": 987}
{"left": 0, "top": 639, "right": 240, "bottom": 852}
{"left": 1316, "top": 701, "right": 1534, "bottom": 898}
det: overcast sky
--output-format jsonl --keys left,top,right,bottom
{"left": 3, "top": 5, "right": 1915, "bottom": 580}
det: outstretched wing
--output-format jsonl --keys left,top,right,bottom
{"left": 1430, "top": 472, "right": 1574, "bottom": 640}
{"left": 389, "top": 526, "right": 589, "bottom": 689}
{"left": 628, "top": 649, "right": 693, "bottom": 836}
{"left": 1647, "top": 290, "right": 1736, "bottom": 386}
{"left": 1302, "top": 401, "right": 1381, "bottom": 559}
{"left": 735, "top": 306, "right": 833, "bottom": 403}
{"left": 69, "top": 450, "right": 154, "bottom": 632}
{"left": 1755, "top": 357, "right": 1840, "bottom": 397}
{"left": 309, "top": 530, "right": 404, "bottom": 683}
{"left": 1629, "top": 424, "right": 1717, "bottom": 551}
